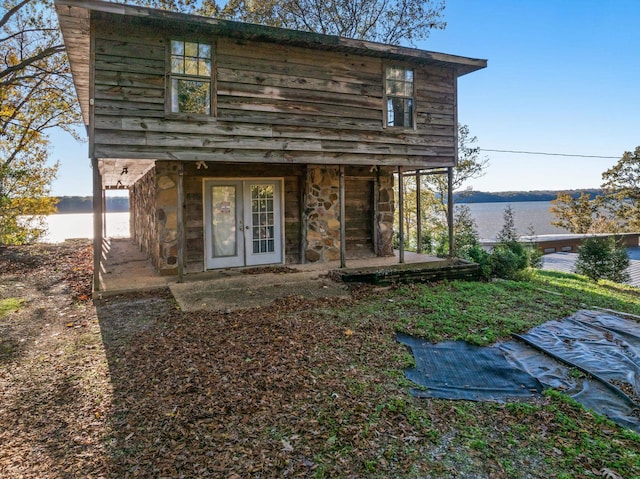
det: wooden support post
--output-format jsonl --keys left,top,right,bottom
{"left": 416, "top": 169, "right": 422, "bottom": 254}
{"left": 448, "top": 166, "right": 455, "bottom": 258}
{"left": 92, "top": 158, "right": 103, "bottom": 293}
{"left": 102, "top": 189, "right": 106, "bottom": 238}
{"left": 398, "top": 166, "right": 405, "bottom": 264}
{"left": 339, "top": 165, "right": 346, "bottom": 268}
{"left": 300, "top": 169, "right": 307, "bottom": 264}
{"left": 128, "top": 189, "right": 134, "bottom": 238}
{"left": 177, "top": 162, "right": 185, "bottom": 282}
{"left": 373, "top": 167, "right": 380, "bottom": 256}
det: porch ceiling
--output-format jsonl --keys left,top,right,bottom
{"left": 100, "top": 159, "right": 154, "bottom": 190}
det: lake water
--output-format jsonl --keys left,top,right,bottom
{"left": 462, "top": 201, "right": 569, "bottom": 240}
{"left": 41, "top": 202, "right": 562, "bottom": 243}
{"left": 41, "top": 212, "right": 131, "bottom": 243}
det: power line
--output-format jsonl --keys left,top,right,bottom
{"left": 480, "top": 148, "right": 619, "bottom": 159}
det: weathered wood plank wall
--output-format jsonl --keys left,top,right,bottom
{"left": 91, "top": 14, "right": 457, "bottom": 168}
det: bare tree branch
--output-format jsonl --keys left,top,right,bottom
{"left": 0, "top": 0, "right": 31, "bottom": 30}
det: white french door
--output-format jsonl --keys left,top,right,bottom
{"left": 204, "top": 179, "right": 283, "bottom": 269}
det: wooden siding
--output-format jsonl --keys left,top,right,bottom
{"left": 91, "top": 17, "right": 457, "bottom": 169}
{"left": 345, "top": 178, "right": 374, "bottom": 255}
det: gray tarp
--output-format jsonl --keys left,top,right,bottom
{"left": 397, "top": 334, "right": 543, "bottom": 401}
{"left": 399, "top": 310, "right": 640, "bottom": 433}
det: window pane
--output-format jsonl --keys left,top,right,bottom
{"left": 171, "top": 40, "right": 184, "bottom": 55}
{"left": 405, "top": 69, "right": 414, "bottom": 81}
{"left": 173, "top": 79, "right": 210, "bottom": 114}
{"left": 211, "top": 186, "right": 237, "bottom": 258}
{"left": 171, "top": 56, "right": 183, "bottom": 74}
{"left": 199, "top": 59, "right": 211, "bottom": 76}
{"left": 386, "top": 66, "right": 403, "bottom": 80}
{"left": 171, "top": 80, "right": 179, "bottom": 113}
{"left": 387, "top": 99, "right": 395, "bottom": 126}
{"left": 404, "top": 81, "right": 413, "bottom": 97}
{"left": 184, "top": 41, "right": 198, "bottom": 57}
{"left": 199, "top": 43, "right": 211, "bottom": 59}
{"left": 404, "top": 99, "right": 413, "bottom": 127}
{"left": 185, "top": 58, "right": 198, "bottom": 75}
{"left": 386, "top": 80, "right": 403, "bottom": 95}
{"left": 387, "top": 97, "right": 413, "bottom": 127}
{"left": 170, "top": 40, "right": 212, "bottom": 115}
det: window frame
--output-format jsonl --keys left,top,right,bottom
{"left": 166, "top": 38, "right": 215, "bottom": 118}
{"left": 383, "top": 64, "right": 416, "bottom": 130}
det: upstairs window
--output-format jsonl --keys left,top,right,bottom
{"left": 170, "top": 40, "right": 212, "bottom": 115}
{"left": 385, "top": 66, "right": 414, "bottom": 128}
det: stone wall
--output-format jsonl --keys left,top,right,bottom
{"left": 376, "top": 166, "right": 395, "bottom": 257}
{"left": 131, "top": 161, "right": 180, "bottom": 275}
{"left": 154, "top": 161, "right": 180, "bottom": 275}
{"left": 303, "top": 165, "right": 395, "bottom": 263}
{"left": 131, "top": 166, "right": 158, "bottom": 267}
{"left": 131, "top": 161, "right": 394, "bottom": 274}
{"left": 304, "top": 166, "right": 341, "bottom": 262}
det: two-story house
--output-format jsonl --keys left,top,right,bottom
{"left": 55, "top": 0, "right": 486, "bottom": 290}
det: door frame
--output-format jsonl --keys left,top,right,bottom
{"left": 202, "top": 177, "right": 285, "bottom": 270}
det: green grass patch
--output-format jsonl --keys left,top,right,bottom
{"left": 305, "top": 271, "right": 640, "bottom": 477}
{"left": 334, "top": 270, "right": 640, "bottom": 346}
{"left": 0, "top": 297, "right": 24, "bottom": 317}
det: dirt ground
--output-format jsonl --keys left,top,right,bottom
{"left": 0, "top": 241, "right": 409, "bottom": 478}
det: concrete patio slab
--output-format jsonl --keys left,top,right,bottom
{"left": 169, "top": 269, "right": 350, "bottom": 312}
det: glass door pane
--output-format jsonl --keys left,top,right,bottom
{"left": 211, "top": 185, "right": 237, "bottom": 257}
{"left": 250, "top": 184, "right": 275, "bottom": 255}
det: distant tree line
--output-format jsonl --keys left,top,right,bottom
{"left": 550, "top": 146, "right": 640, "bottom": 234}
{"left": 454, "top": 189, "right": 604, "bottom": 204}
{"left": 55, "top": 196, "right": 129, "bottom": 213}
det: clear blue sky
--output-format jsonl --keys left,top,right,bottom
{"left": 48, "top": 0, "right": 640, "bottom": 196}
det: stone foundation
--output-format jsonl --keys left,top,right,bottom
{"left": 131, "top": 166, "right": 157, "bottom": 267}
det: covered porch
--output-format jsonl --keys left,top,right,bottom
{"left": 91, "top": 158, "right": 463, "bottom": 292}
{"left": 95, "top": 238, "right": 479, "bottom": 308}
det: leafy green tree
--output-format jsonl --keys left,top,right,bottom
{"left": 496, "top": 204, "right": 518, "bottom": 243}
{"left": 575, "top": 236, "right": 630, "bottom": 283}
{"left": 601, "top": 146, "right": 640, "bottom": 232}
{"left": 550, "top": 192, "right": 597, "bottom": 234}
{"left": 550, "top": 191, "right": 616, "bottom": 234}
{"left": 399, "top": 124, "right": 489, "bottom": 254}
{"left": 1, "top": 0, "right": 81, "bottom": 244}
{"left": 435, "top": 204, "right": 479, "bottom": 257}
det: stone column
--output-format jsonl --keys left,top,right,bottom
{"left": 304, "top": 166, "right": 341, "bottom": 263}
{"left": 376, "top": 166, "right": 395, "bottom": 257}
{"left": 155, "top": 161, "right": 179, "bottom": 275}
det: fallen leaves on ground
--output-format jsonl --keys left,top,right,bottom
{"left": 1, "top": 241, "right": 638, "bottom": 478}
